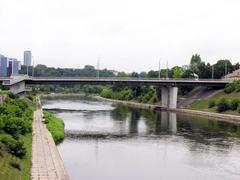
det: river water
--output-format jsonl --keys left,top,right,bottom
{"left": 42, "top": 96, "right": 240, "bottom": 180}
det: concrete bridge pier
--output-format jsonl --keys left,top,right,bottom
{"left": 161, "top": 86, "right": 178, "bottom": 109}
{"left": 9, "top": 81, "right": 26, "bottom": 94}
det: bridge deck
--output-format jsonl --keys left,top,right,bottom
{"left": 26, "top": 77, "right": 230, "bottom": 87}
{"left": 0, "top": 77, "right": 231, "bottom": 87}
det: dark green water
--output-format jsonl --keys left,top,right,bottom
{"left": 42, "top": 96, "right": 240, "bottom": 180}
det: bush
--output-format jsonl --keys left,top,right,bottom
{"left": 230, "top": 99, "right": 239, "bottom": 110}
{"left": 27, "top": 94, "right": 34, "bottom": 101}
{"left": 10, "top": 161, "right": 21, "bottom": 170}
{"left": 0, "top": 134, "right": 26, "bottom": 158}
{"left": 224, "top": 83, "right": 235, "bottom": 94}
{"left": 100, "top": 87, "right": 113, "bottom": 98}
{"left": 0, "top": 91, "right": 16, "bottom": 99}
{"left": 216, "top": 98, "right": 229, "bottom": 112}
{"left": 208, "top": 99, "right": 215, "bottom": 108}
{"left": 238, "top": 107, "right": 240, "bottom": 113}
{"left": 3, "top": 117, "right": 32, "bottom": 136}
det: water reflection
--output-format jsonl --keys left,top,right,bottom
{"left": 42, "top": 98, "right": 240, "bottom": 180}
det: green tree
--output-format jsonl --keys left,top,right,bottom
{"left": 171, "top": 66, "right": 184, "bottom": 78}
{"left": 190, "top": 54, "right": 202, "bottom": 75}
{"left": 147, "top": 70, "right": 158, "bottom": 78}
{"left": 198, "top": 62, "right": 212, "bottom": 78}
{"left": 213, "top": 60, "right": 233, "bottom": 79}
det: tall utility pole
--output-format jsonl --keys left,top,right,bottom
{"left": 212, "top": 65, "right": 214, "bottom": 79}
{"left": 26, "top": 65, "right": 29, "bottom": 77}
{"left": 96, "top": 57, "right": 100, "bottom": 79}
{"left": 166, "top": 60, "right": 169, "bottom": 79}
{"left": 32, "top": 56, "right": 35, "bottom": 77}
{"left": 225, "top": 62, "right": 227, "bottom": 76}
{"left": 158, "top": 59, "right": 161, "bottom": 79}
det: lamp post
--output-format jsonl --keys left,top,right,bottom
{"left": 32, "top": 56, "right": 35, "bottom": 77}
{"left": 225, "top": 62, "right": 227, "bottom": 76}
{"left": 166, "top": 60, "right": 169, "bottom": 79}
{"left": 96, "top": 57, "right": 100, "bottom": 79}
{"left": 212, "top": 65, "right": 214, "bottom": 79}
{"left": 158, "top": 59, "right": 161, "bottom": 79}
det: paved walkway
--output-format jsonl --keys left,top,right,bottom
{"left": 31, "top": 107, "right": 69, "bottom": 180}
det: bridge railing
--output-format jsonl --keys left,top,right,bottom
{"left": 28, "top": 76, "right": 231, "bottom": 82}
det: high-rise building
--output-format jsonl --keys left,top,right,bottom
{"left": 24, "top": 50, "right": 32, "bottom": 66}
{"left": 8, "top": 58, "right": 21, "bottom": 76}
{"left": 0, "top": 55, "right": 8, "bottom": 77}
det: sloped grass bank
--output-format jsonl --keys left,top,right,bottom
{"left": 190, "top": 91, "right": 240, "bottom": 115}
{"left": 0, "top": 133, "right": 32, "bottom": 180}
{"left": 43, "top": 111, "right": 65, "bottom": 144}
{"left": 0, "top": 91, "right": 35, "bottom": 180}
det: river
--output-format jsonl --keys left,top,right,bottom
{"left": 42, "top": 96, "right": 240, "bottom": 180}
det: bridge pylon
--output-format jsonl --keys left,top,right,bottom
{"left": 161, "top": 86, "right": 178, "bottom": 109}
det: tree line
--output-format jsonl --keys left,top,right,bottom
{"left": 20, "top": 54, "right": 239, "bottom": 79}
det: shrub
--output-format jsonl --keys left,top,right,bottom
{"left": 216, "top": 98, "right": 229, "bottom": 112}
{"left": 12, "top": 99, "right": 29, "bottom": 111}
{"left": 0, "top": 134, "right": 26, "bottom": 158}
{"left": 208, "top": 99, "right": 215, "bottom": 108}
{"left": 6, "top": 104, "right": 23, "bottom": 117}
{"left": 27, "top": 94, "right": 34, "bottom": 101}
{"left": 0, "top": 91, "right": 16, "bottom": 99}
{"left": 3, "top": 117, "right": 32, "bottom": 136}
{"left": 10, "top": 161, "right": 21, "bottom": 170}
{"left": 224, "top": 83, "right": 235, "bottom": 94}
{"left": 100, "top": 87, "right": 113, "bottom": 98}
{"left": 230, "top": 99, "right": 239, "bottom": 110}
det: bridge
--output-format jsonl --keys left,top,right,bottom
{"left": 0, "top": 76, "right": 231, "bottom": 109}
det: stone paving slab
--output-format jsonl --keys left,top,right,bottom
{"left": 31, "top": 107, "right": 69, "bottom": 180}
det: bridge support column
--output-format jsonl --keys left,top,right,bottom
{"left": 161, "top": 87, "right": 169, "bottom": 108}
{"left": 161, "top": 86, "right": 178, "bottom": 109}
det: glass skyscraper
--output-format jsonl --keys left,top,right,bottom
{"left": 0, "top": 55, "right": 8, "bottom": 76}
{"left": 24, "top": 50, "right": 32, "bottom": 66}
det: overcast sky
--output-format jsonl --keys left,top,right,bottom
{"left": 0, "top": 0, "right": 240, "bottom": 72}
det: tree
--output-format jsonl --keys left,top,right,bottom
{"left": 198, "top": 62, "right": 212, "bottom": 78}
{"left": 139, "top": 72, "right": 147, "bottom": 78}
{"left": 213, "top": 60, "right": 233, "bottom": 79}
{"left": 182, "top": 69, "right": 194, "bottom": 78}
{"left": 117, "top": 72, "right": 128, "bottom": 77}
{"left": 147, "top": 70, "right": 158, "bottom": 78}
{"left": 131, "top": 72, "right": 139, "bottom": 78}
{"left": 233, "top": 62, "right": 240, "bottom": 70}
{"left": 171, "top": 66, "right": 184, "bottom": 78}
{"left": 190, "top": 54, "right": 202, "bottom": 75}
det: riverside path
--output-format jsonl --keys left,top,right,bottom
{"left": 31, "top": 99, "right": 69, "bottom": 180}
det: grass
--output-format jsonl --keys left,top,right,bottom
{"left": 0, "top": 133, "right": 32, "bottom": 180}
{"left": 190, "top": 91, "right": 240, "bottom": 115}
{"left": 43, "top": 111, "right": 65, "bottom": 144}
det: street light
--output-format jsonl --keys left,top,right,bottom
{"left": 158, "top": 59, "right": 161, "bottom": 79}
{"left": 96, "top": 57, "right": 100, "bottom": 79}
{"left": 166, "top": 60, "right": 169, "bottom": 79}
{"left": 32, "top": 56, "right": 35, "bottom": 77}
{"left": 212, "top": 65, "right": 214, "bottom": 79}
{"left": 225, "top": 62, "right": 228, "bottom": 76}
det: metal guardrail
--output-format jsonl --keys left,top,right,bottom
{"left": 27, "top": 77, "right": 231, "bottom": 82}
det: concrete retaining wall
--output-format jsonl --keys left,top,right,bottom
{"left": 95, "top": 96, "right": 240, "bottom": 124}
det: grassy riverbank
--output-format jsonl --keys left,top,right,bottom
{"left": 190, "top": 91, "right": 240, "bottom": 115}
{"left": 0, "top": 91, "right": 35, "bottom": 180}
{"left": 43, "top": 111, "right": 65, "bottom": 144}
